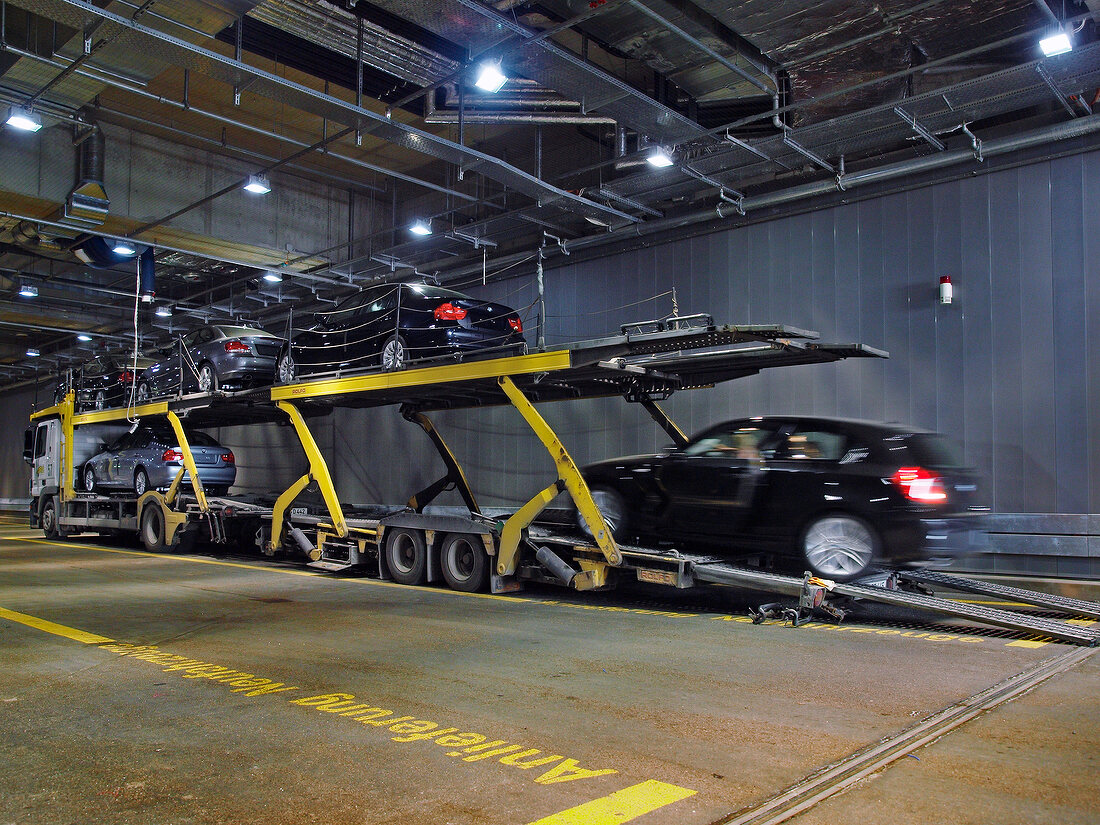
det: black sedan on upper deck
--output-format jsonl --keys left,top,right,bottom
{"left": 578, "top": 416, "right": 989, "bottom": 580}
{"left": 276, "top": 282, "right": 526, "bottom": 380}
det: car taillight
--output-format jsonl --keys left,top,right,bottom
{"left": 433, "top": 302, "right": 467, "bottom": 321}
{"left": 221, "top": 452, "right": 234, "bottom": 464}
{"left": 891, "top": 466, "right": 947, "bottom": 503}
{"left": 509, "top": 316, "right": 523, "bottom": 333}
{"left": 118, "top": 370, "right": 133, "bottom": 384}
{"left": 224, "top": 340, "right": 251, "bottom": 354}
{"left": 163, "top": 448, "right": 184, "bottom": 462}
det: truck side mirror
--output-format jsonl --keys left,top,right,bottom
{"left": 22, "top": 427, "right": 34, "bottom": 463}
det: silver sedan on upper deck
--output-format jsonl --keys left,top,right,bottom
{"left": 136, "top": 324, "right": 283, "bottom": 400}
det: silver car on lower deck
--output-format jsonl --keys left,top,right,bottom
{"left": 81, "top": 423, "right": 236, "bottom": 496}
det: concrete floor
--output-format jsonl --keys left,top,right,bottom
{"left": 0, "top": 521, "right": 1096, "bottom": 825}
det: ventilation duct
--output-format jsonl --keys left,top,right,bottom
{"left": 64, "top": 126, "right": 109, "bottom": 228}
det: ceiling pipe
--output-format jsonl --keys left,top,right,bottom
{"left": 436, "top": 115, "right": 1100, "bottom": 281}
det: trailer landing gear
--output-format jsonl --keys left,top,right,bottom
{"left": 751, "top": 572, "right": 848, "bottom": 626}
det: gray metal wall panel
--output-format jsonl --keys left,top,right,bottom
{"left": 834, "top": 204, "right": 862, "bottom": 417}
{"left": 1082, "top": 153, "right": 1100, "bottom": 515}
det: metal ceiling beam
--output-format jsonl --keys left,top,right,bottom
{"left": 4, "top": 0, "right": 636, "bottom": 225}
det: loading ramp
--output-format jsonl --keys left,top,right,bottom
{"left": 691, "top": 563, "right": 1100, "bottom": 646}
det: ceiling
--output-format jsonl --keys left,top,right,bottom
{"left": 1, "top": 0, "right": 1098, "bottom": 389}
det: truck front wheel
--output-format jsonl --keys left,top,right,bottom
{"left": 41, "top": 497, "right": 59, "bottom": 539}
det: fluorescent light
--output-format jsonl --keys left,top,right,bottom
{"left": 112, "top": 241, "right": 137, "bottom": 256}
{"left": 26, "top": 348, "right": 40, "bottom": 357}
{"left": 1039, "top": 31, "right": 1072, "bottom": 56}
{"left": 77, "top": 334, "right": 93, "bottom": 342}
{"left": 155, "top": 304, "right": 173, "bottom": 317}
{"left": 647, "top": 147, "right": 675, "bottom": 168}
{"left": 6, "top": 106, "right": 42, "bottom": 132}
{"left": 243, "top": 173, "right": 271, "bottom": 194}
{"left": 19, "top": 284, "right": 38, "bottom": 298}
{"left": 474, "top": 60, "right": 507, "bottom": 93}
{"left": 409, "top": 219, "right": 432, "bottom": 236}
{"left": 262, "top": 271, "right": 283, "bottom": 283}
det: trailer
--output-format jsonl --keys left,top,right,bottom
{"left": 25, "top": 320, "right": 1100, "bottom": 646}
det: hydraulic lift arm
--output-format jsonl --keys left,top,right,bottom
{"left": 496, "top": 375, "right": 622, "bottom": 575}
{"left": 401, "top": 408, "right": 480, "bottom": 513}
{"left": 270, "top": 400, "right": 347, "bottom": 552}
{"left": 162, "top": 411, "right": 209, "bottom": 513}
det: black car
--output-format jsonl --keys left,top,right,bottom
{"left": 578, "top": 416, "right": 989, "bottom": 580}
{"left": 136, "top": 324, "right": 283, "bottom": 401}
{"left": 276, "top": 282, "right": 526, "bottom": 380}
{"left": 55, "top": 354, "right": 155, "bottom": 411}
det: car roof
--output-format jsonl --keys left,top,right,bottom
{"left": 725, "top": 415, "right": 937, "bottom": 438}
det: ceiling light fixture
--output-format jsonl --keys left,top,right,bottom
{"left": 155, "top": 304, "right": 173, "bottom": 317}
{"left": 1039, "top": 30, "right": 1072, "bottom": 56}
{"left": 112, "top": 240, "right": 137, "bottom": 256}
{"left": 77, "top": 334, "right": 93, "bottom": 342}
{"left": 646, "top": 147, "right": 675, "bottom": 168}
{"left": 474, "top": 60, "right": 508, "bottom": 93}
{"left": 243, "top": 173, "right": 272, "bottom": 194}
{"left": 18, "top": 283, "right": 38, "bottom": 298}
{"left": 409, "top": 219, "right": 433, "bottom": 236}
{"left": 26, "top": 348, "right": 40, "bottom": 357}
{"left": 262, "top": 271, "right": 283, "bottom": 283}
{"left": 5, "top": 106, "right": 43, "bottom": 132}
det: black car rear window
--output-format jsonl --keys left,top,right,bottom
{"left": 403, "top": 284, "right": 469, "bottom": 302}
{"left": 899, "top": 433, "right": 966, "bottom": 468}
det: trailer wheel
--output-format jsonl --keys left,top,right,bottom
{"left": 384, "top": 528, "right": 427, "bottom": 585}
{"left": 41, "top": 497, "right": 59, "bottom": 539}
{"left": 440, "top": 533, "right": 488, "bottom": 592}
{"left": 141, "top": 504, "right": 168, "bottom": 553}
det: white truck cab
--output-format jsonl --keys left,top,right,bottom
{"left": 24, "top": 419, "right": 61, "bottom": 499}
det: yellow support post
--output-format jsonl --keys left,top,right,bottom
{"left": 403, "top": 410, "right": 480, "bottom": 513}
{"left": 164, "top": 412, "right": 209, "bottom": 513}
{"left": 60, "top": 391, "right": 75, "bottom": 503}
{"left": 270, "top": 401, "right": 346, "bottom": 553}
{"left": 496, "top": 376, "right": 622, "bottom": 574}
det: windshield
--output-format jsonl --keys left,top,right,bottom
{"left": 403, "top": 284, "right": 470, "bottom": 301}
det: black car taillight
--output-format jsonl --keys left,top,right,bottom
{"left": 224, "top": 340, "right": 251, "bottom": 354}
{"left": 118, "top": 370, "right": 133, "bottom": 383}
{"left": 891, "top": 466, "right": 947, "bottom": 503}
{"left": 508, "top": 316, "right": 523, "bottom": 333}
{"left": 433, "top": 302, "right": 467, "bottom": 321}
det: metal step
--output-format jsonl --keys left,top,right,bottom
{"left": 692, "top": 563, "right": 1100, "bottom": 646}
{"left": 306, "top": 560, "right": 356, "bottom": 573}
{"left": 898, "top": 570, "right": 1100, "bottom": 620}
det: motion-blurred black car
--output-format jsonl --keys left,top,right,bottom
{"left": 578, "top": 416, "right": 989, "bottom": 580}
{"left": 55, "top": 354, "right": 155, "bottom": 410}
{"left": 277, "top": 282, "right": 526, "bottom": 380}
{"left": 136, "top": 324, "right": 282, "bottom": 401}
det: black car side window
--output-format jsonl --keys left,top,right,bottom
{"left": 780, "top": 429, "right": 847, "bottom": 461}
{"left": 683, "top": 425, "right": 773, "bottom": 458}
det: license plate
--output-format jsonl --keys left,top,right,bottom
{"left": 637, "top": 568, "right": 677, "bottom": 586}
{"left": 290, "top": 507, "right": 308, "bottom": 518}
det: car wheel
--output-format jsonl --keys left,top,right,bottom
{"left": 800, "top": 514, "right": 877, "bottom": 580}
{"left": 197, "top": 363, "right": 219, "bottom": 394}
{"left": 277, "top": 350, "right": 297, "bottom": 383}
{"left": 380, "top": 334, "right": 407, "bottom": 371}
{"left": 440, "top": 533, "right": 488, "bottom": 592}
{"left": 140, "top": 504, "right": 168, "bottom": 553}
{"left": 93, "top": 390, "right": 107, "bottom": 410}
{"left": 384, "top": 527, "right": 426, "bottom": 585}
{"left": 83, "top": 465, "right": 96, "bottom": 493}
{"left": 134, "top": 467, "right": 150, "bottom": 497}
{"left": 136, "top": 382, "right": 150, "bottom": 403}
{"left": 577, "top": 486, "right": 630, "bottom": 541}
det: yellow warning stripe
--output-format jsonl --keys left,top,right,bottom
{"left": 0, "top": 606, "right": 114, "bottom": 644}
{"left": 527, "top": 780, "right": 696, "bottom": 825}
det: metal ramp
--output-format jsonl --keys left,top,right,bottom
{"left": 691, "top": 563, "right": 1100, "bottom": 646}
{"left": 897, "top": 570, "right": 1100, "bottom": 620}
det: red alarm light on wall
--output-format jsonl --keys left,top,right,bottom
{"left": 939, "top": 275, "right": 953, "bottom": 305}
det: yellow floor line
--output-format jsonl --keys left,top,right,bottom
{"left": 0, "top": 606, "right": 115, "bottom": 644}
{"left": 527, "top": 780, "right": 696, "bottom": 825}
